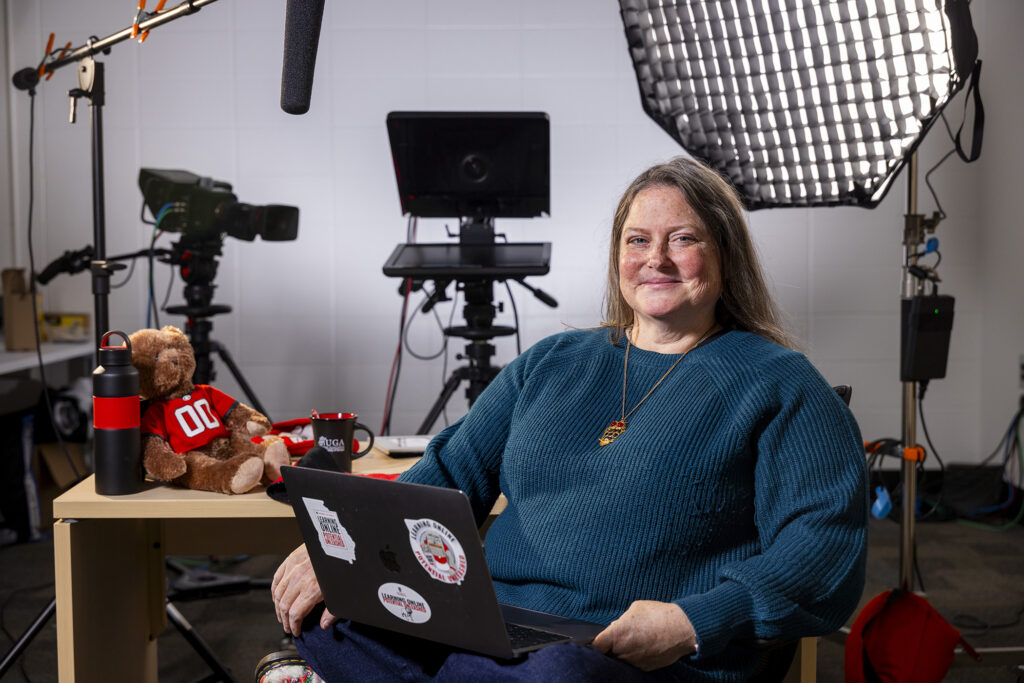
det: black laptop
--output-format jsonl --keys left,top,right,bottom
{"left": 281, "top": 465, "right": 605, "bottom": 658}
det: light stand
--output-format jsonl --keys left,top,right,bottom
{"left": 21, "top": 0, "right": 219, "bottom": 361}
{"left": 67, "top": 57, "right": 121, "bottom": 357}
{"left": 899, "top": 151, "right": 933, "bottom": 592}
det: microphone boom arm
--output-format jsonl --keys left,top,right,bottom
{"left": 32, "top": 0, "right": 219, "bottom": 78}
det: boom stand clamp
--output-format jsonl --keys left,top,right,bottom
{"left": 68, "top": 55, "right": 114, "bottom": 358}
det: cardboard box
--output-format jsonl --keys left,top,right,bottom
{"left": 32, "top": 442, "right": 90, "bottom": 530}
{"left": 2, "top": 269, "right": 44, "bottom": 351}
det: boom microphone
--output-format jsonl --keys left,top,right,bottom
{"left": 280, "top": 0, "right": 325, "bottom": 115}
{"left": 12, "top": 67, "right": 40, "bottom": 92}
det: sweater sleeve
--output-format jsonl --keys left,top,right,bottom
{"left": 396, "top": 337, "right": 545, "bottom": 526}
{"left": 677, "top": 354, "right": 869, "bottom": 658}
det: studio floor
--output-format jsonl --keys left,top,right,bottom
{"left": 1, "top": 516, "right": 1023, "bottom": 682}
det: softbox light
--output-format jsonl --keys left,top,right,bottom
{"left": 619, "top": 0, "right": 979, "bottom": 209}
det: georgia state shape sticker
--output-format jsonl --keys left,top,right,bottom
{"left": 302, "top": 497, "right": 356, "bottom": 563}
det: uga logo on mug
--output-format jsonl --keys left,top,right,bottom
{"left": 317, "top": 435, "right": 346, "bottom": 453}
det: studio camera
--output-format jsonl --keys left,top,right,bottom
{"left": 138, "top": 168, "right": 299, "bottom": 242}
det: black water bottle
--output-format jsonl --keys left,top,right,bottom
{"left": 93, "top": 331, "right": 142, "bottom": 495}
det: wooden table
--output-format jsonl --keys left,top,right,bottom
{"left": 52, "top": 450, "right": 418, "bottom": 682}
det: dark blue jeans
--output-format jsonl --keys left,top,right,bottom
{"left": 294, "top": 605, "right": 701, "bottom": 682}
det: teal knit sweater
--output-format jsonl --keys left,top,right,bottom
{"left": 399, "top": 329, "right": 868, "bottom": 680}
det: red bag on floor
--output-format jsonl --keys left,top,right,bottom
{"left": 845, "top": 590, "right": 980, "bottom": 682}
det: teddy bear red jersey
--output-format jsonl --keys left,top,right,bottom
{"left": 141, "top": 384, "right": 237, "bottom": 453}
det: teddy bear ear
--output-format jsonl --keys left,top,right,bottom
{"left": 128, "top": 328, "right": 156, "bottom": 360}
{"left": 162, "top": 326, "right": 190, "bottom": 347}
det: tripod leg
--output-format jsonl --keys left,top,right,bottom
{"left": 0, "top": 597, "right": 55, "bottom": 678}
{"left": 210, "top": 340, "right": 270, "bottom": 419}
{"left": 418, "top": 371, "right": 465, "bottom": 435}
{"left": 167, "top": 601, "right": 238, "bottom": 683}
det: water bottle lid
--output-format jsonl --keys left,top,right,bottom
{"left": 99, "top": 330, "right": 133, "bottom": 366}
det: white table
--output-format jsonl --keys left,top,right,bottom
{"left": 0, "top": 341, "right": 93, "bottom": 375}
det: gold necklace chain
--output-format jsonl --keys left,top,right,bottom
{"left": 599, "top": 324, "right": 718, "bottom": 446}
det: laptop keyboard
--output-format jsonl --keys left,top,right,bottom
{"left": 505, "top": 621, "right": 570, "bottom": 650}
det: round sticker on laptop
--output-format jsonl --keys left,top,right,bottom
{"left": 377, "top": 582, "right": 431, "bottom": 624}
{"left": 405, "top": 518, "right": 468, "bottom": 585}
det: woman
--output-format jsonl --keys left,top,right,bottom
{"left": 271, "top": 156, "right": 868, "bottom": 681}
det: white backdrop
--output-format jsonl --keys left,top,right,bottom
{"left": 2, "top": 0, "right": 1021, "bottom": 462}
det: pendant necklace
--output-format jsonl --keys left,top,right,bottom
{"left": 599, "top": 324, "right": 718, "bottom": 446}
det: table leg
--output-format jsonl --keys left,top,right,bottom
{"left": 55, "top": 518, "right": 165, "bottom": 682}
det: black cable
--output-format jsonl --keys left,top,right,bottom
{"left": 148, "top": 230, "right": 160, "bottom": 328}
{"left": 923, "top": 147, "right": 956, "bottom": 221}
{"left": 380, "top": 216, "right": 420, "bottom": 435}
{"left": 23, "top": 87, "right": 82, "bottom": 483}
{"left": 139, "top": 197, "right": 155, "bottom": 225}
{"left": 912, "top": 548, "right": 927, "bottom": 593}
{"left": 504, "top": 281, "right": 521, "bottom": 356}
{"left": 975, "top": 407, "right": 1023, "bottom": 468}
{"left": 440, "top": 289, "right": 460, "bottom": 429}
{"left": 952, "top": 602, "right": 1024, "bottom": 634}
{"left": 109, "top": 255, "right": 136, "bottom": 289}
{"left": 161, "top": 259, "right": 176, "bottom": 311}
{"left": 402, "top": 294, "right": 446, "bottom": 361}
{"left": 381, "top": 278, "right": 413, "bottom": 435}
{"left": 916, "top": 394, "right": 946, "bottom": 519}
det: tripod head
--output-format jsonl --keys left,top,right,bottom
{"left": 165, "top": 233, "right": 231, "bottom": 319}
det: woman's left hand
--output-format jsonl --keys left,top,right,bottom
{"left": 591, "top": 600, "right": 697, "bottom": 671}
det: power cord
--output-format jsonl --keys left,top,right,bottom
{"left": 952, "top": 602, "right": 1024, "bottom": 635}
{"left": 916, "top": 383, "right": 947, "bottom": 519}
{"left": 22, "top": 81, "right": 83, "bottom": 484}
{"left": 380, "top": 277, "right": 412, "bottom": 436}
{"left": 440, "top": 288, "right": 460, "bottom": 429}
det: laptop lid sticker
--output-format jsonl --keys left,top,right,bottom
{"left": 378, "top": 583, "right": 432, "bottom": 624}
{"left": 302, "top": 497, "right": 356, "bottom": 563}
{"left": 405, "top": 517, "right": 468, "bottom": 585}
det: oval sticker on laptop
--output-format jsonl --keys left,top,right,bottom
{"left": 405, "top": 518, "right": 468, "bottom": 585}
{"left": 378, "top": 582, "right": 432, "bottom": 624}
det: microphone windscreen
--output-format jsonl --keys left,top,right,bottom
{"left": 12, "top": 67, "right": 40, "bottom": 92}
{"left": 280, "top": 0, "right": 326, "bottom": 115}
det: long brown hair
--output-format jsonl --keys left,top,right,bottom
{"left": 602, "top": 156, "right": 796, "bottom": 350}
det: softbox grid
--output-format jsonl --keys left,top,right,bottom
{"left": 620, "top": 0, "right": 969, "bottom": 209}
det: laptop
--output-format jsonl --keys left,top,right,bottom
{"left": 281, "top": 465, "right": 605, "bottom": 658}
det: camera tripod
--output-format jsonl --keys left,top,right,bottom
{"left": 418, "top": 279, "right": 516, "bottom": 434}
{"left": 165, "top": 237, "right": 270, "bottom": 419}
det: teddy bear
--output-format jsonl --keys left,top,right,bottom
{"left": 129, "top": 325, "right": 290, "bottom": 494}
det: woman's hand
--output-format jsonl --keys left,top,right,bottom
{"left": 271, "top": 544, "right": 339, "bottom": 635}
{"left": 591, "top": 600, "right": 697, "bottom": 671}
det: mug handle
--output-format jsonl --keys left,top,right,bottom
{"left": 352, "top": 422, "right": 375, "bottom": 458}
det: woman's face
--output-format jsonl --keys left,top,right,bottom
{"left": 618, "top": 185, "right": 722, "bottom": 331}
